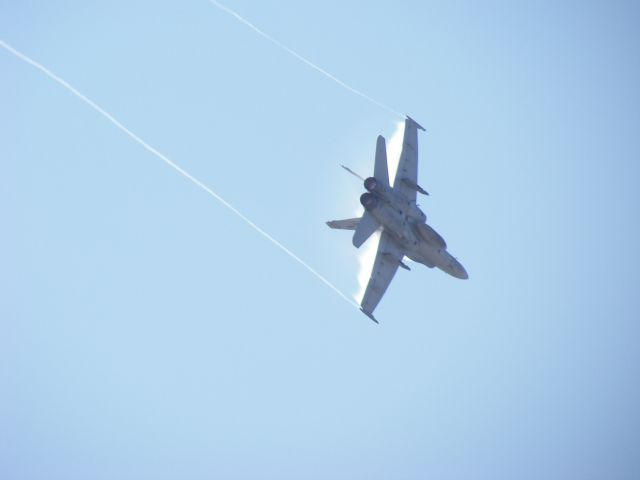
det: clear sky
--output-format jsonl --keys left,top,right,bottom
{"left": 2, "top": 1, "right": 640, "bottom": 479}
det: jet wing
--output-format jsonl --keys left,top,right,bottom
{"left": 360, "top": 230, "right": 406, "bottom": 321}
{"left": 393, "top": 116, "right": 426, "bottom": 202}
{"left": 326, "top": 217, "right": 360, "bottom": 230}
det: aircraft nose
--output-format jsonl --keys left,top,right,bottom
{"left": 451, "top": 260, "right": 468, "bottom": 279}
{"left": 456, "top": 263, "right": 469, "bottom": 280}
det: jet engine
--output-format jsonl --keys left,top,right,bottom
{"left": 360, "top": 192, "right": 378, "bottom": 210}
{"left": 364, "top": 177, "right": 378, "bottom": 192}
{"left": 363, "top": 176, "right": 426, "bottom": 223}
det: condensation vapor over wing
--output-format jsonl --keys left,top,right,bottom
{"left": 355, "top": 122, "right": 405, "bottom": 302}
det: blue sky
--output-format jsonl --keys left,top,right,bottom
{"left": 2, "top": 1, "right": 640, "bottom": 479}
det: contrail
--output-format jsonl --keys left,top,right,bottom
{"left": 207, "top": 0, "right": 404, "bottom": 119}
{"left": 1, "top": 39, "right": 360, "bottom": 311}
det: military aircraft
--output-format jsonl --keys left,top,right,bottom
{"left": 327, "top": 116, "right": 468, "bottom": 323}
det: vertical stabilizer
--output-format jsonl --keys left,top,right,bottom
{"left": 374, "top": 135, "right": 389, "bottom": 186}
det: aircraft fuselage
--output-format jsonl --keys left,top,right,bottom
{"left": 360, "top": 188, "right": 468, "bottom": 280}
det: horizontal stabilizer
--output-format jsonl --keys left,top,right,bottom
{"left": 353, "top": 211, "right": 379, "bottom": 247}
{"left": 326, "top": 218, "right": 360, "bottom": 230}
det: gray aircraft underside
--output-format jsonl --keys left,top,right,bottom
{"left": 327, "top": 116, "right": 467, "bottom": 323}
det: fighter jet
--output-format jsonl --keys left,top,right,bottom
{"left": 327, "top": 116, "right": 468, "bottom": 323}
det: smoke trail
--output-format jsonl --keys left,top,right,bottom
{"left": 207, "top": 0, "right": 404, "bottom": 119}
{"left": 354, "top": 120, "right": 405, "bottom": 303}
{"left": 1, "top": 39, "right": 359, "bottom": 311}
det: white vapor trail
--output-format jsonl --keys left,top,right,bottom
{"left": 1, "top": 39, "right": 359, "bottom": 311}
{"left": 207, "top": 0, "right": 404, "bottom": 119}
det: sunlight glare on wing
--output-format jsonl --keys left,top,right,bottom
{"left": 386, "top": 120, "right": 405, "bottom": 187}
{"left": 355, "top": 230, "right": 380, "bottom": 303}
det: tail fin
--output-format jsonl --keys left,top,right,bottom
{"left": 352, "top": 211, "right": 379, "bottom": 247}
{"left": 326, "top": 218, "right": 360, "bottom": 230}
{"left": 374, "top": 135, "right": 389, "bottom": 186}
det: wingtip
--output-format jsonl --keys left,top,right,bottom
{"left": 406, "top": 115, "right": 426, "bottom": 131}
{"left": 360, "top": 308, "right": 379, "bottom": 324}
